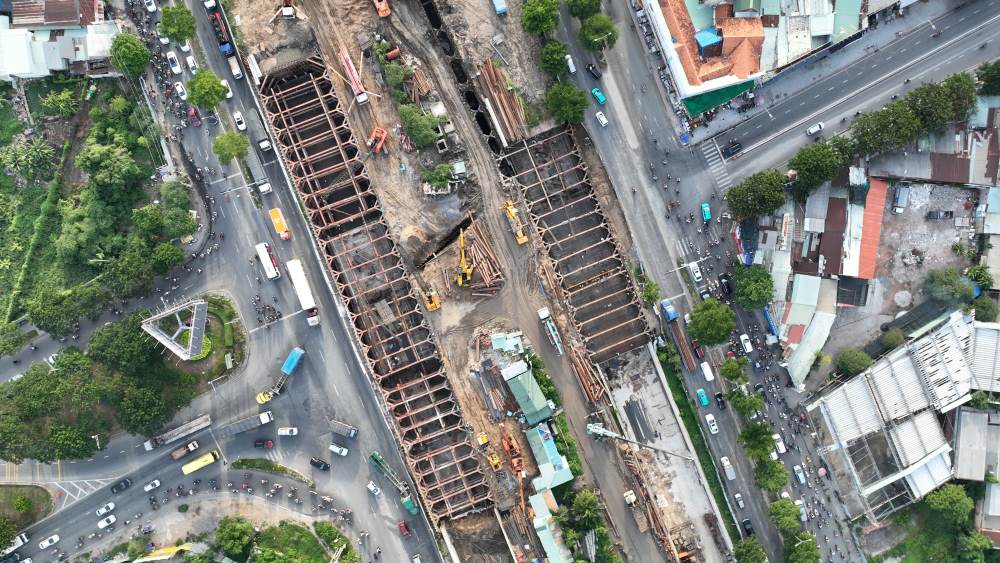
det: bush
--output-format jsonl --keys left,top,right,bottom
{"left": 879, "top": 328, "right": 905, "bottom": 349}
{"left": 553, "top": 414, "right": 582, "bottom": 476}
{"left": 231, "top": 458, "right": 314, "bottom": 487}
{"left": 974, "top": 295, "right": 998, "bottom": 322}
{"left": 399, "top": 104, "right": 444, "bottom": 148}
{"left": 529, "top": 354, "right": 561, "bottom": 407}
{"left": 177, "top": 503, "right": 189, "bottom": 513}
{"left": 837, "top": 349, "right": 873, "bottom": 376}
{"left": 313, "top": 522, "right": 360, "bottom": 563}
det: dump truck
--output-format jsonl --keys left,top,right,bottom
{"left": 330, "top": 418, "right": 358, "bottom": 439}
{"left": 143, "top": 414, "right": 212, "bottom": 451}
{"left": 257, "top": 347, "right": 304, "bottom": 404}
{"left": 222, "top": 411, "right": 274, "bottom": 436}
{"left": 492, "top": 0, "right": 507, "bottom": 15}
{"left": 369, "top": 450, "right": 419, "bottom": 515}
{"left": 208, "top": 12, "right": 234, "bottom": 56}
{"left": 537, "top": 308, "right": 564, "bottom": 356}
{"left": 659, "top": 298, "right": 696, "bottom": 371}
{"left": 269, "top": 208, "right": 291, "bottom": 240}
{"left": 170, "top": 440, "right": 200, "bottom": 461}
{"left": 624, "top": 490, "right": 650, "bottom": 533}
{"left": 372, "top": 0, "right": 390, "bottom": 17}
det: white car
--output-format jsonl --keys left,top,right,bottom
{"left": 38, "top": 535, "right": 60, "bottom": 549}
{"left": 166, "top": 51, "right": 182, "bottom": 75}
{"left": 174, "top": 82, "right": 188, "bottom": 101}
{"left": 97, "top": 515, "right": 116, "bottom": 529}
{"left": 805, "top": 122, "right": 824, "bottom": 136}
{"left": 220, "top": 79, "right": 233, "bottom": 99}
{"left": 46, "top": 353, "right": 58, "bottom": 367}
{"left": 705, "top": 413, "right": 719, "bottom": 435}
{"left": 277, "top": 427, "right": 298, "bottom": 436}
{"left": 739, "top": 333, "right": 753, "bottom": 354}
{"left": 143, "top": 0, "right": 157, "bottom": 12}
{"left": 366, "top": 480, "right": 381, "bottom": 496}
{"left": 232, "top": 111, "right": 246, "bottom": 131}
{"left": 772, "top": 433, "right": 787, "bottom": 454}
{"left": 179, "top": 40, "right": 191, "bottom": 53}
{"left": 186, "top": 56, "right": 198, "bottom": 73}
{"left": 793, "top": 464, "right": 806, "bottom": 485}
{"left": 733, "top": 493, "right": 744, "bottom": 509}
{"left": 328, "top": 444, "right": 349, "bottom": 457}
{"left": 143, "top": 479, "right": 161, "bottom": 492}
{"left": 96, "top": 502, "right": 115, "bottom": 516}
{"left": 595, "top": 111, "right": 608, "bottom": 127}
{"left": 157, "top": 29, "right": 170, "bottom": 45}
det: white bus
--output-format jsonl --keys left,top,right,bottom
{"left": 286, "top": 259, "right": 320, "bottom": 326}
{"left": 255, "top": 242, "right": 281, "bottom": 280}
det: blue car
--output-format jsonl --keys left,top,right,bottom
{"left": 701, "top": 202, "right": 712, "bottom": 222}
{"left": 591, "top": 87, "right": 606, "bottom": 105}
{"left": 695, "top": 388, "right": 709, "bottom": 407}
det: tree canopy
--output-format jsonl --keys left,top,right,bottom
{"left": 974, "top": 295, "right": 998, "bottom": 322}
{"left": 521, "top": 0, "right": 560, "bottom": 34}
{"left": 927, "top": 267, "right": 975, "bottom": 304}
{"left": 215, "top": 516, "right": 256, "bottom": 561}
{"left": 905, "top": 82, "right": 955, "bottom": 134}
{"left": 0, "top": 137, "right": 57, "bottom": 180}
{"left": 0, "top": 517, "right": 15, "bottom": 551}
{"left": 86, "top": 310, "right": 157, "bottom": 376}
{"left": 739, "top": 421, "right": 775, "bottom": 462}
{"left": 925, "top": 483, "right": 974, "bottom": 527}
{"left": 754, "top": 458, "right": 788, "bottom": 493}
{"left": 836, "top": 349, "right": 873, "bottom": 376}
{"left": 724, "top": 169, "right": 786, "bottom": 218}
{"left": 213, "top": 131, "right": 250, "bottom": 162}
{"left": 158, "top": 5, "right": 196, "bottom": 42}
{"left": 579, "top": 15, "right": 618, "bottom": 51}
{"left": 977, "top": 61, "right": 1000, "bottom": 96}
{"left": 851, "top": 101, "right": 923, "bottom": 155}
{"left": 731, "top": 265, "right": 774, "bottom": 309}
{"left": 720, "top": 357, "right": 747, "bottom": 384}
{"left": 967, "top": 264, "right": 994, "bottom": 290}
{"left": 421, "top": 164, "right": 453, "bottom": 189}
{"left": 788, "top": 142, "right": 847, "bottom": 199}
{"left": 787, "top": 531, "right": 821, "bottom": 563}
{"left": 546, "top": 82, "right": 588, "bottom": 125}
{"left": 399, "top": 104, "right": 445, "bottom": 148}
{"left": 540, "top": 40, "right": 569, "bottom": 77}
{"left": 727, "top": 387, "right": 764, "bottom": 419}
{"left": 187, "top": 69, "right": 228, "bottom": 109}
{"left": 733, "top": 537, "right": 767, "bottom": 563}
{"left": 110, "top": 32, "right": 150, "bottom": 78}
{"left": 769, "top": 499, "right": 802, "bottom": 539}
{"left": 687, "top": 298, "right": 735, "bottom": 346}
{"left": 942, "top": 73, "right": 978, "bottom": 124}
{"left": 567, "top": 0, "right": 601, "bottom": 19}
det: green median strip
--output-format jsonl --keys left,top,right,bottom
{"left": 230, "top": 458, "right": 315, "bottom": 488}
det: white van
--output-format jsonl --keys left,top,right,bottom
{"left": 772, "top": 433, "right": 787, "bottom": 454}
{"left": 720, "top": 456, "right": 736, "bottom": 480}
{"left": 277, "top": 427, "right": 298, "bottom": 436}
{"left": 257, "top": 182, "right": 272, "bottom": 195}
{"left": 227, "top": 56, "right": 243, "bottom": 80}
{"left": 700, "top": 361, "right": 715, "bottom": 382}
{"left": 688, "top": 261, "right": 703, "bottom": 283}
{"left": 565, "top": 54, "right": 577, "bottom": 75}
{"left": 739, "top": 333, "right": 753, "bottom": 354}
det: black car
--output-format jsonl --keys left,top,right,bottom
{"left": 586, "top": 63, "right": 601, "bottom": 80}
{"left": 1, "top": 552, "right": 21, "bottom": 563}
{"left": 742, "top": 518, "right": 754, "bottom": 536}
{"left": 718, "top": 273, "right": 732, "bottom": 295}
{"left": 721, "top": 140, "right": 743, "bottom": 158}
{"left": 714, "top": 392, "right": 726, "bottom": 410}
{"left": 110, "top": 478, "right": 132, "bottom": 494}
{"left": 310, "top": 457, "right": 330, "bottom": 471}
{"left": 754, "top": 382, "right": 765, "bottom": 397}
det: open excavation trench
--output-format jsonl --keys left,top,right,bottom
{"left": 258, "top": 57, "right": 492, "bottom": 524}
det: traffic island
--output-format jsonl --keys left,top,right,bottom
{"left": 0, "top": 484, "right": 51, "bottom": 530}
{"left": 230, "top": 458, "right": 314, "bottom": 488}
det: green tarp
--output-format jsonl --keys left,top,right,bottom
{"left": 682, "top": 80, "right": 755, "bottom": 116}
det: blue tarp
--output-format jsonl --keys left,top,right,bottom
{"left": 281, "top": 347, "right": 305, "bottom": 375}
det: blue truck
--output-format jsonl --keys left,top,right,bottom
{"left": 659, "top": 298, "right": 678, "bottom": 322}
{"left": 491, "top": 0, "right": 507, "bottom": 15}
{"left": 257, "top": 347, "right": 305, "bottom": 404}
{"left": 659, "top": 298, "right": 696, "bottom": 371}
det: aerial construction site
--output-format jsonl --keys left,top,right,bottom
{"left": 230, "top": 0, "right": 729, "bottom": 560}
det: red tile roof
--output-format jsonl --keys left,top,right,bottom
{"left": 858, "top": 178, "right": 888, "bottom": 279}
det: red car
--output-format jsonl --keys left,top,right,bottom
{"left": 398, "top": 520, "right": 411, "bottom": 538}
{"left": 253, "top": 439, "right": 273, "bottom": 449}
{"left": 691, "top": 338, "right": 705, "bottom": 359}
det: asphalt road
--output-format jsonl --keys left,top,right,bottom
{"left": 2, "top": 2, "right": 437, "bottom": 562}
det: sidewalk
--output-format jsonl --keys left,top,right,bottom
{"left": 688, "top": 0, "right": 958, "bottom": 143}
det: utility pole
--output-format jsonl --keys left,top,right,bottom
{"left": 586, "top": 423, "right": 694, "bottom": 461}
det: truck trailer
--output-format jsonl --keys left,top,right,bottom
{"left": 143, "top": 414, "right": 212, "bottom": 451}
{"left": 221, "top": 411, "right": 274, "bottom": 437}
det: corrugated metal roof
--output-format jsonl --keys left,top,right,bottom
{"left": 902, "top": 449, "right": 953, "bottom": 499}
{"left": 953, "top": 407, "right": 988, "bottom": 481}
{"left": 889, "top": 410, "right": 947, "bottom": 466}
{"left": 858, "top": 178, "right": 888, "bottom": 279}
{"left": 819, "top": 373, "right": 882, "bottom": 443}
{"left": 868, "top": 348, "right": 929, "bottom": 420}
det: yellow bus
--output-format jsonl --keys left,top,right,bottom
{"left": 181, "top": 450, "right": 220, "bottom": 475}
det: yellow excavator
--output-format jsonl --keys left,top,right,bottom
{"left": 421, "top": 287, "right": 441, "bottom": 311}
{"left": 456, "top": 229, "right": 474, "bottom": 286}
{"left": 503, "top": 200, "right": 528, "bottom": 245}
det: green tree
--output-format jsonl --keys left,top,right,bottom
{"left": 570, "top": 489, "right": 603, "bottom": 530}
{"left": 687, "top": 298, "right": 735, "bottom": 346}
{"left": 213, "top": 131, "right": 250, "bottom": 162}
{"left": 975, "top": 295, "right": 999, "bottom": 322}
{"left": 12, "top": 495, "right": 31, "bottom": 512}
{"left": 162, "top": 208, "right": 197, "bottom": 239}
{"left": 739, "top": 421, "right": 775, "bottom": 462}
{"left": 110, "top": 32, "right": 151, "bottom": 79}
{"left": 546, "top": 82, "right": 588, "bottom": 124}
{"left": 398, "top": 104, "right": 445, "bottom": 148}
{"left": 540, "top": 40, "right": 569, "bottom": 76}
{"left": 420, "top": 164, "right": 453, "bottom": 189}
{"left": 927, "top": 267, "right": 975, "bottom": 303}
{"left": 579, "top": 15, "right": 618, "bottom": 51}
{"left": 0, "top": 137, "right": 56, "bottom": 179}
{"left": 73, "top": 284, "right": 110, "bottom": 321}
{"left": 768, "top": 499, "right": 801, "bottom": 539}
{"left": 852, "top": 101, "right": 922, "bottom": 155}
{"left": 27, "top": 287, "right": 79, "bottom": 337}
{"left": 879, "top": 328, "right": 905, "bottom": 349}
{"left": 215, "top": 516, "right": 255, "bottom": 561}
{"left": 384, "top": 62, "right": 414, "bottom": 103}
{"left": 905, "top": 82, "right": 953, "bottom": 133}
{"left": 47, "top": 421, "right": 96, "bottom": 459}
{"left": 0, "top": 322, "right": 28, "bottom": 357}
{"left": 837, "top": 349, "right": 873, "bottom": 376}
{"left": 720, "top": 357, "right": 747, "bottom": 384}
{"left": 521, "top": 0, "right": 560, "bottom": 34}
{"left": 132, "top": 204, "right": 165, "bottom": 235}
{"left": 724, "top": 169, "right": 786, "bottom": 218}
{"left": 731, "top": 265, "right": 774, "bottom": 309}
{"left": 925, "top": 483, "right": 975, "bottom": 527}
{"left": 567, "top": 0, "right": 601, "bottom": 19}
{"left": 0, "top": 516, "right": 15, "bottom": 551}
{"left": 942, "top": 73, "right": 978, "bottom": 123}
{"left": 160, "top": 180, "right": 190, "bottom": 209}
{"left": 967, "top": 264, "right": 995, "bottom": 289}
{"left": 958, "top": 530, "right": 992, "bottom": 563}
{"left": 969, "top": 390, "right": 991, "bottom": 410}
{"left": 118, "top": 385, "right": 169, "bottom": 436}
{"left": 104, "top": 236, "right": 154, "bottom": 298}
{"left": 41, "top": 89, "right": 79, "bottom": 118}
{"left": 187, "top": 69, "right": 228, "bottom": 110}
{"left": 977, "top": 61, "right": 1000, "bottom": 96}
{"left": 754, "top": 459, "right": 788, "bottom": 493}
{"left": 826, "top": 135, "right": 857, "bottom": 162}
{"left": 151, "top": 242, "right": 186, "bottom": 275}
{"left": 75, "top": 143, "right": 141, "bottom": 192}
{"left": 787, "top": 531, "right": 821, "bottom": 563}
{"left": 87, "top": 310, "right": 156, "bottom": 376}
{"left": 159, "top": 5, "right": 196, "bottom": 42}
{"left": 788, "top": 142, "right": 846, "bottom": 198}
{"left": 733, "top": 537, "right": 767, "bottom": 563}
{"left": 727, "top": 387, "right": 764, "bottom": 419}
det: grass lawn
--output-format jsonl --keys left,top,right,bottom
{"left": 0, "top": 103, "right": 24, "bottom": 145}
{"left": 256, "top": 521, "right": 327, "bottom": 562}
{"left": 0, "top": 485, "right": 52, "bottom": 530}
{"left": 658, "top": 345, "right": 740, "bottom": 541}
{"left": 0, "top": 180, "right": 47, "bottom": 317}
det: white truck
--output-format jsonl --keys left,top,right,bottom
{"left": 143, "top": 414, "right": 211, "bottom": 451}
{"left": 330, "top": 418, "right": 358, "bottom": 439}
{"left": 720, "top": 456, "right": 736, "bottom": 481}
{"left": 221, "top": 411, "right": 274, "bottom": 437}
{"left": 1, "top": 533, "right": 28, "bottom": 556}
{"left": 537, "top": 308, "right": 564, "bottom": 355}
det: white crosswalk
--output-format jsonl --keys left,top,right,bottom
{"left": 700, "top": 141, "right": 734, "bottom": 191}
{"left": 674, "top": 222, "right": 727, "bottom": 262}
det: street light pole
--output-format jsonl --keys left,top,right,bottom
{"left": 91, "top": 434, "right": 101, "bottom": 450}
